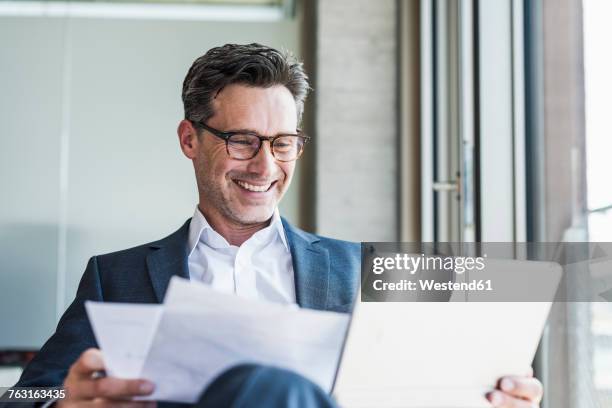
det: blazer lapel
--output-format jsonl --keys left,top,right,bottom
{"left": 146, "top": 219, "right": 191, "bottom": 302}
{"left": 282, "top": 218, "right": 330, "bottom": 310}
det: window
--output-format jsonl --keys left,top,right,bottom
{"left": 584, "top": 0, "right": 612, "bottom": 404}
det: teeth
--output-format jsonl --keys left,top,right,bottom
{"left": 235, "top": 180, "right": 271, "bottom": 192}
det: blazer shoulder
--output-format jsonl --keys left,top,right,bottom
{"left": 96, "top": 242, "right": 150, "bottom": 264}
{"left": 314, "top": 234, "right": 360, "bottom": 255}
{"left": 281, "top": 218, "right": 360, "bottom": 258}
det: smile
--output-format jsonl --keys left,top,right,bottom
{"left": 234, "top": 179, "right": 276, "bottom": 192}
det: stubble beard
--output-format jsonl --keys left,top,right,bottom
{"left": 198, "top": 172, "right": 276, "bottom": 227}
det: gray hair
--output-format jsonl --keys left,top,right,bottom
{"left": 182, "top": 43, "right": 310, "bottom": 128}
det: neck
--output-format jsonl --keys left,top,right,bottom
{"left": 198, "top": 204, "right": 271, "bottom": 246}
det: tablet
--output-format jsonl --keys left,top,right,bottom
{"left": 332, "top": 259, "right": 562, "bottom": 407}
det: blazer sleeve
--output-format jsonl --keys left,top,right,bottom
{"left": 14, "top": 256, "right": 104, "bottom": 388}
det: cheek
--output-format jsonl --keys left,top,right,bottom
{"left": 279, "top": 163, "right": 296, "bottom": 185}
{"left": 201, "top": 146, "right": 234, "bottom": 181}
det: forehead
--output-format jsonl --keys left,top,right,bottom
{"left": 209, "top": 84, "right": 297, "bottom": 133}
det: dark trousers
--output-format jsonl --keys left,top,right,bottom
{"left": 196, "top": 364, "right": 338, "bottom": 408}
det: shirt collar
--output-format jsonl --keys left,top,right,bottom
{"left": 187, "top": 206, "right": 289, "bottom": 255}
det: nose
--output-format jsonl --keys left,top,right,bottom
{"left": 246, "top": 140, "right": 277, "bottom": 178}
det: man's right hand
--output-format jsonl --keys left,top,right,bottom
{"left": 58, "top": 348, "right": 156, "bottom": 408}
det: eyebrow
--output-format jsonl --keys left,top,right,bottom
{"left": 225, "top": 128, "right": 299, "bottom": 136}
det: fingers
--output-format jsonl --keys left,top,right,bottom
{"left": 64, "top": 349, "right": 105, "bottom": 401}
{"left": 485, "top": 374, "right": 543, "bottom": 407}
{"left": 498, "top": 376, "right": 543, "bottom": 402}
{"left": 71, "top": 349, "right": 106, "bottom": 378}
{"left": 64, "top": 348, "right": 155, "bottom": 402}
{"left": 73, "top": 377, "right": 155, "bottom": 400}
{"left": 487, "top": 391, "right": 538, "bottom": 408}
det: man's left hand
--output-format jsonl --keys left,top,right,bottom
{"left": 486, "top": 372, "right": 543, "bottom": 407}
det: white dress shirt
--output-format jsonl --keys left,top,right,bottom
{"left": 187, "top": 207, "right": 297, "bottom": 305}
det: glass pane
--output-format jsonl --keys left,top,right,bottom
{"left": 584, "top": 0, "right": 612, "bottom": 405}
{"left": 0, "top": 18, "right": 64, "bottom": 349}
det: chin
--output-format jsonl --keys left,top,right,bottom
{"left": 231, "top": 206, "right": 275, "bottom": 225}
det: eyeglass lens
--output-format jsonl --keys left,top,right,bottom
{"left": 227, "top": 134, "right": 304, "bottom": 161}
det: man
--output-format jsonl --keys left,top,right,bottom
{"left": 11, "top": 43, "right": 542, "bottom": 407}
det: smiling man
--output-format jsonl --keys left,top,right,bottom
{"left": 10, "top": 43, "right": 543, "bottom": 408}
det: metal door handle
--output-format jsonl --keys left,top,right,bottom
{"left": 432, "top": 181, "right": 459, "bottom": 192}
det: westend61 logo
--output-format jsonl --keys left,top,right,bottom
{"left": 371, "top": 253, "right": 487, "bottom": 275}
{"left": 367, "top": 252, "right": 492, "bottom": 296}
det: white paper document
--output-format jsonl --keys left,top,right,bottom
{"left": 85, "top": 302, "right": 162, "bottom": 378}
{"left": 86, "top": 277, "right": 350, "bottom": 403}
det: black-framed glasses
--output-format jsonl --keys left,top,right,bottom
{"left": 192, "top": 121, "right": 310, "bottom": 162}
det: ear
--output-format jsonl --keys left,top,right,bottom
{"left": 177, "top": 119, "right": 200, "bottom": 159}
